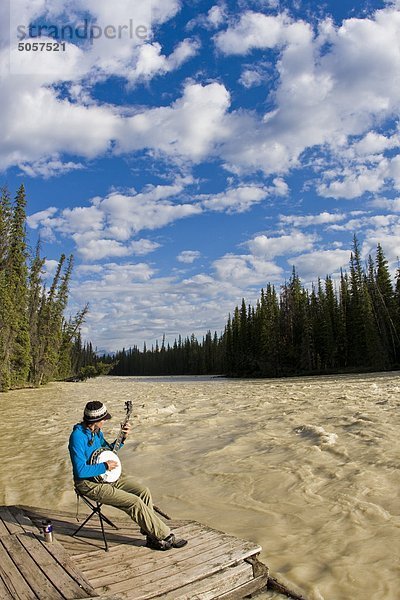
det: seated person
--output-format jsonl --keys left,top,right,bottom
{"left": 69, "top": 400, "right": 187, "bottom": 550}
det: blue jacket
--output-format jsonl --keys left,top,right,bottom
{"left": 69, "top": 423, "right": 117, "bottom": 480}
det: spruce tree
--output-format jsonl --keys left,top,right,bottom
{"left": 8, "top": 185, "right": 31, "bottom": 387}
{"left": 0, "top": 188, "right": 12, "bottom": 390}
{"left": 28, "top": 239, "right": 45, "bottom": 385}
{"left": 374, "top": 244, "right": 398, "bottom": 362}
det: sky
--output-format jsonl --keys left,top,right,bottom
{"left": 2, "top": 0, "right": 400, "bottom": 352}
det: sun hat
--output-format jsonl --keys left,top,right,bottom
{"left": 83, "top": 401, "right": 111, "bottom": 423}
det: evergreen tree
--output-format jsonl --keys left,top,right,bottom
{"left": 28, "top": 239, "right": 46, "bottom": 385}
{"left": 0, "top": 188, "right": 13, "bottom": 390}
{"left": 8, "top": 185, "right": 31, "bottom": 387}
{"left": 373, "top": 244, "right": 398, "bottom": 363}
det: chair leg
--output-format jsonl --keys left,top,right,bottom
{"left": 97, "top": 503, "right": 109, "bottom": 552}
{"left": 73, "top": 493, "right": 119, "bottom": 552}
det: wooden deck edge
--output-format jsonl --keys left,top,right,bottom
{"left": 245, "top": 554, "right": 269, "bottom": 578}
{"left": 215, "top": 573, "right": 269, "bottom": 600}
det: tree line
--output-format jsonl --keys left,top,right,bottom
{"left": 105, "top": 237, "right": 400, "bottom": 377}
{"left": 0, "top": 185, "right": 102, "bottom": 392}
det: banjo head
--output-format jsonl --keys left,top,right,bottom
{"left": 91, "top": 449, "right": 122, "bottom": 483}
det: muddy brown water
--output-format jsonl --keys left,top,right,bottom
{"left": 1, "top": 373, "right": 399, "bottom": 599}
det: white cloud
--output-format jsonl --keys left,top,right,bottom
{"left": 27, "top": 207, "right": 58, "bottom": 229}
{"left": 177, "top": 250, "right": 201, "bottom": 263}
{"left": 207, "top": 5, "right": 226, "bottom": 29}
{"left": 279, "top": 212, "right": 346, "bottom": 228}
{"left": 43, "top": 258, "right": 60, "bottom": 277}
{"left": 271, "top": 177, "right": 289, "bottom": 196}
{"left": 187, "top": 4, "right": 227, "bottom": 31}
{"left": 76, "top": 264, "right": 104, "bottom": 275}
{"left": 327, "top": 213, "right": 400, "bottom": 237}
{"left": 200, "top": 184, "right": 269, "bottom": 213}
{"left": 214, "top": 12, "right": 309, "bottom": 55}
{"left": 318, "top": 162, "right": 389, "bottom": 199}
{"left": 18, "top": 157, "right": 84, "bottom": 178}
{"left": 197, "top": 179, "right": 288, "bottom": 214}
{"left": 128, "top": 38, "right": 200, "bottom": 84}
{"left": 239, "top": 68, "right": 264, "bottom": 88}
{"left": 390, "top": 154, "right": 400, "bottom": 189}
{"left": 351, "top": 131, "right": 400, "bottom": 157}
{"left": 289, "top": 249, "right": 351, "bottom": 280}
{"left": 76, "top": 238, "right": 161, "bottom": 261}
{"left": 0, "top": 66, "right": 120, "bottom": 170}
{"left": 129, "top": 239, "right": 161, "bottom": 256}
{"left": 248, "top": 231, "right": 318, "bottom": 258}
{"left": 100, "top": 188, "right": 201, "bottom": 240}
{"left": 116, "top": 82, "right": 231, "bottom": 162}
{"left": 101, "top": 262, "right": 155, "bottom": 283}
{"left": 212, "top": 253, "right": 282, "bottom": 286}
{"left": 369, "top": 197, "right": 400, "bottom": 212}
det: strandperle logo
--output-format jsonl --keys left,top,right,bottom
{"left": 16, "top": 19, "right": 149, "bottom": 42}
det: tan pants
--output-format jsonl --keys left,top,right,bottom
{"left": 75, "top": 473, "right": 170, "bottom": 540}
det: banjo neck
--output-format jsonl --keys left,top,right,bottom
{"left": 112, "top": 401, "right": 132, "bottom": 454}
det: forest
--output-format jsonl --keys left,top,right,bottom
{"left": 0, "top": 185, "right": 101, "bottom": 392}
{"left": 106, "top": 237, "right": 400, "bottom": 378}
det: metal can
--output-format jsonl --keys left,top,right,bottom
{"left": 42, "top": 520, "right": 53, "bottom": 543}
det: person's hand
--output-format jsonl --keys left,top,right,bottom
{"left": 121, "top": 422, "right": 132, "bottom": 437}
{"left": 106, "top": 460, "right": 118, "bottom": 471}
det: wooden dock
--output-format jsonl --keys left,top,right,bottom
{"left": 0, "top": 504, "right": 269, "bottom": 599}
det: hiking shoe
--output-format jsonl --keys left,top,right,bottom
{"left": 146, "top": 533, "right": 188, "bottom": 551}
{"left": 146, "top": 533, "right": 174, "bottom": 550}
{"left": 172, "top": 536, "right": 188, "bottom": 548}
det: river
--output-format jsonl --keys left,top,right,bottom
{"left": 1, "top": 372, "right": 399, "bottom": 599}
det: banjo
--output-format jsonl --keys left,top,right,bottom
{"left": 89, "top": 400, "right": 133, "bottom": 483}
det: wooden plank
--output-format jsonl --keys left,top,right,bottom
{"left": 17, "top": 534, "right": 97, "bottom": 598}
{"left": 0, "top": 575, "right": 14, "bottom": 600}
{"left": 0, "top": 519, "right": 9, "bottom": 538}
{"left": 1, "top": 535, "right": 64, "bottom": 600}
{"left": 8, "top": 508, "right": 40, "bottom": 536}
{"left": 151, "top": 561, "right": 254, "bottom": 600}
{"left": 0, "top": 507, "right": 25, "bottom": 536}
{"left": 0, "top": 538, "right": 36, "bottom": 600}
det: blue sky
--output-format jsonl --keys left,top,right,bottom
{"left": 2, "top": 0, "right": 400, "bottom": 352}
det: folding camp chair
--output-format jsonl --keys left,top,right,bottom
{"left": 73, "top": 488, "right": 118, "bottom": 552}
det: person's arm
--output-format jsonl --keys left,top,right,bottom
{"left": 69, "top": 430, "right": 107, "bottom": 479}
{"left": 103, "top": 422, "right": 131, "bottom": 450}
